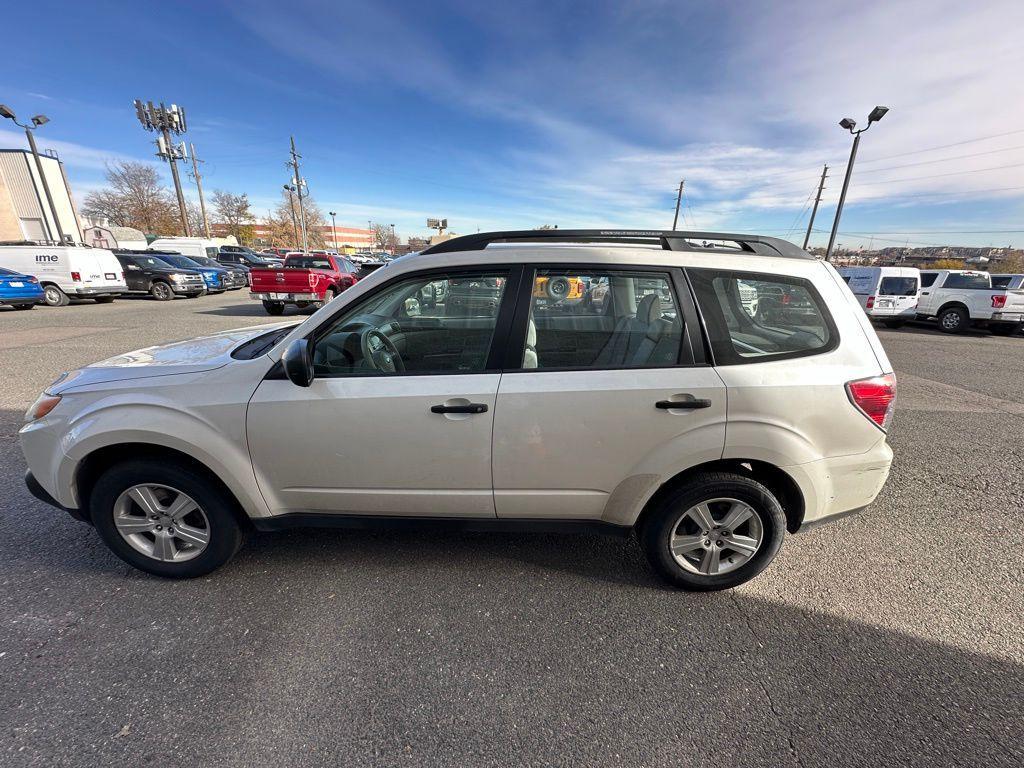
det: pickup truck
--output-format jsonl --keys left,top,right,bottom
{"left": 250, "top": 253, "right": 359, "bottom": 315}
{"left": 917, "top": 269, "right": 1024, "bottom": 335}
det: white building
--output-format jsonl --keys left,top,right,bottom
{"left": 0, "top": 149, "right": 82, "bottom": 244}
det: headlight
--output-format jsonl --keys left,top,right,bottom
{"left": 25, "top": 393, "right": 61, "bottom": 422}
{"left": 169, "top": 273, "right": 186, "bottom": 282}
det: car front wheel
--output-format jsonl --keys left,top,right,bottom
{"left": 150, "top": 281, "right": 174, "bottom": 301}
{"left": 640, "top": 472, "right": 786, "bottom": 590}
{"left": 89, "top": 460, "right": 244, "bottom": 578}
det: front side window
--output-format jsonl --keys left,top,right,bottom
{"left": 519, "top": 269, "right": 683, "bottom": 369}
{"left": 879, "top": 276, "right": 919, "bottom": 296}
{"left": 689, "top": 269, "right": 835, "bottom": 364}
{"left": 312, "top": 270, "right": 508, "bottom": 376}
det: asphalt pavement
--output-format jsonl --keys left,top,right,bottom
{"left": 1, "top": 291, "right": 1021, "bottom": 767}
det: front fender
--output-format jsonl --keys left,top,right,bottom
{"left": 55, "top": 397, "right": 270, "bottom": 519}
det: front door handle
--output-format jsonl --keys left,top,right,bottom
{"left": 656, "top": 397, "right": 712, "bottom": 410}
{"left": 431, "top": 403, "right": 488, "bottom": 414}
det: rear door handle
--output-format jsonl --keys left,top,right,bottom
{"left": 431, "top": 403, "right": 488, "bottom": 414}
{"left": 656, "top": 397, "right": 712, "bottom": 410}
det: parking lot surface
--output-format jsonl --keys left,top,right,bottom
{"left": 1, "top": 292, "right": 1021, "bottom": 767}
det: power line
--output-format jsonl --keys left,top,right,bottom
{"left": 856, "top": 127, "right": 1024, "bottom": 165}
{"left": 855, "top": 144, "right": 1024, "bottom": 175}
{"left": 849, "top": 160, "right": 1024, "bottom": 186}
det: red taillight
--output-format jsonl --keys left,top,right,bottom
{"left": 846, "top": 373, "right": 897, "bottom": 431}
{"left": 992, "top": 295, "right": 1007, "bottom": 308}
{"left": 865, "top": 295, "right": 875, "bottom": 309}
{"left": 71, "top": 272, "right": 81, "bottom": 282}
{"left": 29, "top": 276, "right": 38, "bottom": 284}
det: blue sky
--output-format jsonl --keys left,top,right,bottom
{"left": 2, "top": 0, "right": 1023, "bottom": 247}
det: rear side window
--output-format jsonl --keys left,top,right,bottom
{"left": 920, "top": 273, "right": 937, "bottom": 287}
{"left": 688, "top": 269, "right": 836, "bottom": 364}
{"left": 944, "top": 273, "right": 991, "bottom": 289}
{"left": 991, "top": 275, "right": 1011, "bottom": 289}
{"left": 879, "top": 276, "right": 918, "bottom": 296}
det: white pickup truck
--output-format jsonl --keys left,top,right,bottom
{"left": 917, "top": 270, "right": 1024, "bottom": 335}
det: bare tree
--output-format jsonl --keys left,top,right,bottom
{"left": 81, "top": 161, "right": 180, "bottom": 234}
{"left": 370, "top": 222, "right": 398, "bottom": 253}
{"left": 211, "top": 190, "right": 253, "bottom": 243}
{"left": 260, "top": 190, "right": 327, "bottom": 249}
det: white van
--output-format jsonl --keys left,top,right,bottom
{"left": 147, "top": 237, "right": 222, "bottom": 261}
{"left": 0, "top": 244, "right": 127, "bottom": 306}
{"left": 837, "top": 266, "right": 920, "bottom": 327}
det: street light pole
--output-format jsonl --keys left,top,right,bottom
{"left": 329, "top": 211, "right": 337, "bottom": 252}
{"left": 0, "top": 106, "right": 66, "bottom": 244}
{"left": 826, "top": 106, "right": 889, "bottom": 261}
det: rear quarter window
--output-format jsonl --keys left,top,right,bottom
{"left": 688, "top": 268, "right": 837, "bottom": 365}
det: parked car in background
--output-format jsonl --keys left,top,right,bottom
{"left": 187, "top": 255, "right": 247, "bottom": 289}
{"left": 838, "top": 266, "right": 921, "bottom": 327}
{"left": 917, "top": 269, "right": 1024, "bottom": 335}
{"left": 150, "top": 252, "right": 230, "bottom": 294}
{"left": 0, "top": 244, "right": 126, "bottom": 306}
{"left": 990, "top": 274, "right": 1024, "bottom": 290}
{"left": 217, "top": 250, "right": 279, "bottom": 274}
{"left": 0, "top": 266, "right": 44, "bottom": 309}
{"left": 115, "top": 252, "right": 206, "bottom": 300}
{"left": 250, "top": 252, "right": 359, "bottom": 315}
{"left": 147, "top": 237, "right": 222, "bottom": 262}
{"left": 20, "top": 228, "right": 895, "bottom": 590}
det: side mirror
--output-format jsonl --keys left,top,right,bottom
{"left": 282, "top": 338, "right": 314, "bottom": 387}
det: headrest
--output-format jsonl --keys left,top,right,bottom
{"left": 526, "top": 318, "right": 537, "bottom": 347}
{"left": 638, "top": 293, "right": 661, "bottom": 323}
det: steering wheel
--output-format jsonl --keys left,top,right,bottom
{"left": 360, "top": 328, "right": 405, "bottom": 373}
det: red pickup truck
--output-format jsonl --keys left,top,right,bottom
{"left": 250, "top": 253, "right": 359, "bottom": 315}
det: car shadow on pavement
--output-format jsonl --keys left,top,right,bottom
{"left": 197, "top": 304, "right": 316, "bottom": 318}
{"left": 877, "top": 321, "right": 997, "bottom": 338}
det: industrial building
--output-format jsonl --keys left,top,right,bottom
{"left": 0, "top": 149, "right": 82, "bottom": 244}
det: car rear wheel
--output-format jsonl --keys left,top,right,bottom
{"left": 263, "top": 300, "right": 285, "bottom": 315}
{"left": 150, "top": 281, "right": 174, "bottom": 301}
{"left": 640, "top": 472, "right": 786, "bottom": 591}
{"left": 42, "top": 284, "right": 70, "bottom": 307}
{"left": 90, "top": 460, "right": 244, "bottom": 578}
{"left": 14, "top": 303, "right": 35, "bottom": 310}
{"left": 938, "top": 306, "right": 968, "bottom": 333}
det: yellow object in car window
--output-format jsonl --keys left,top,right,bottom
{"left": 533, "top": 276, "right": 585, "bottom": 300}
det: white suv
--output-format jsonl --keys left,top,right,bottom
{"left": 20, "top": 230, "right": 896, "bottom": 590}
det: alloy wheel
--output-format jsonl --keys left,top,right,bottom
{"left": 112, "top": 484, "right": 211, "bottom": 562}
{"left": 669, "top": 497, "right": 764, "bottom": 576}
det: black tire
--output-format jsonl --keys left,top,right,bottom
{"left": 94, "top": 296, "right": 116, "bottom": 304}
{"left": 639, "top": 472, "right": 786, "bottom": 591}
{"left": 150, "top": 281, "right": 174, "bottom": 301}
{"left": 937, "top": 306, "right": 968, "bottom": 334}
{"left": 89, "top": 459, "right": 244, "bottom": 579}
{"left": 989, "top": 322, "right": 1022, "bottom": 336}
{"left": 42, "top": 284, "right": 70, "bottom": 307}
{"left": 14, "top": 303, "right": 35, "bottom": 310}
{"left": 263, "top": 300, "right": 285, "bottom": 316}
{"left": 185, "top": 292, "right": 202, "bottom": 299}
{"left": 882, "top": 319, "right": 907, "bottom": 329}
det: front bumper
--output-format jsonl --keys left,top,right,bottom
{"left": 251, "top": 292, "right": 319, "bottom": 302}
{"left": 171, "top": 280, "right": 206, "bottom": 294}
{"left": 24, "top": 470, "right": 88, "bottom": 522}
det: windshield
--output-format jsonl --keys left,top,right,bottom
{"left": 155, "top": 254, "right": 205, "bottom": 270}
{"left": 879, "top": 276, "right": 919, "bottom": 296}
{"left": 133, "top": 255, "right": 182, "bottom": 269}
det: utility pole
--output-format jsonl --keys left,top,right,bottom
{"left": 288, "top": 136, "right": 309, "bottom": 255}
{"left": 802, "top": 164, "right": 828, "bottom": 251}
{"left": 283, "top": 185, "right": 299, "bottom": 247}
{"left": 189, "top": 142, "right": 211, "bottom": 238}
{"left": 672, "top": 179, "right": 684, "bottom": 230}
{"left": 134, "top": 100, "right": 191, "bottom": 236}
